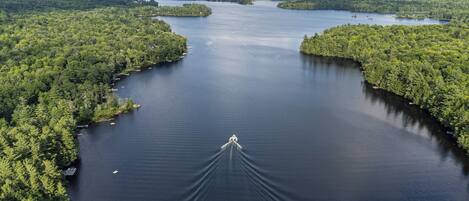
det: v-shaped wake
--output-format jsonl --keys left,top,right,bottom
{"left": 182, "top": 134, "right": 291, "bottom": 201}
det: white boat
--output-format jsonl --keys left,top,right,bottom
{"left": 221, "top": 134, "right": 242, "bottom": 150}
{"left": 64, "top": 167, "right": 77, "bottom": 176}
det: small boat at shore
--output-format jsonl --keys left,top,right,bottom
{"left": 64, "top": 167, "right": 77, "bottom": 176}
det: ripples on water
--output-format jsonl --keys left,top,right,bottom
{"left": 184, "top": 142, "right": 294, "bottom": 201}
{"left": 69, "top": 1, "right": 469, "bottom": 201}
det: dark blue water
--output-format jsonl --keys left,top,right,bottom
{"left": 68, "top": 1, "right": 469, "bottom": 201}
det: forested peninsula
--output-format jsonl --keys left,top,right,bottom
{"left": 278, "top": 0, "right": 469, "bottom": 21}
{"left": 290, "top": 0, "right": 469, "bottom": 153}
{"left": 301, "top": 23, "right": 469, "bottom": 152}
{"left": 0, "top": 1, "right": 211, "bottom": 200}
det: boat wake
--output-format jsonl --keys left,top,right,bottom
{"left": 182, "top": 134, "right": 292, "bottom": 201}
{"left": 183, "top": 149, "right": 226, "bottom": 201}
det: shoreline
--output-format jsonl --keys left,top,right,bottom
{"left": 299, "top": 51, "right": 466, "bottom": 154}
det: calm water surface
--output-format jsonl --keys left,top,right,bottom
{"left": 69, "top": 1, "right": 469, "bottom": 201}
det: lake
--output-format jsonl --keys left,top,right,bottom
{"left": 68, "top": 1, "right": 469, "bottom": 201}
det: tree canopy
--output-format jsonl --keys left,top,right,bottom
{"left": 132, "top": 4, "right": 212, "bottom": 17}
{"left": 278, "top": 0, "right": 469, "bottom": 21}
{"left": 284, "top": 0, "right": 469, "bottom": 153}
{"left": 0, "top": 0, "right": 133, "bottom": 12}
{"left": 301, "top": 23, "right": 469, "bottom": 152}
{"left": 0, "top": 1, "right": 215, "bottom": 199}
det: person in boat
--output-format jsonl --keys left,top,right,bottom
{"left": 229, "top": 134, "right": 238, "bottom": 143}
{"left": 221, "top": 134, "right": 242, "bottom": 150}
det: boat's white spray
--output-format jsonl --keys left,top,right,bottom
{"left": 221, "top": 134, "right": 242, "bottom": 150}
{"left": 221, "top": 134, "right": 243, "bottom": 171}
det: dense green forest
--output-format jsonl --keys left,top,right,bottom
{"left": 0, "top": 1, "right": 214, "bottom": 200}
{"left": 0, "top": 0, "right": 132, "bottom": 12}
{"left": 278, "top": 0, "right": 469, "bottom": 21}
{"left": 278, "top": 1, "right": 316, "bottom": 10}
{"left": 301, "top": 24, "right": 469, "bottom": 152}
{"left": 0, "top": 7, "right": 187, "bottom": 200}
{"left": 132, "top": 4, "right": 212, "bottom": 17}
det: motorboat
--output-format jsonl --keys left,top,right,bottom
{"left": 221, "top": 134, "right": 242, "bottom": 150}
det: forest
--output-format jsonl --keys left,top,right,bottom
{"left": 132, "top": 4, "right": 212, "bottom": 17}
{"left": 0, "top": 1, "right": 213, "bottom": 200}
{"left": 301, "top": 23, "right": 469, "bottom": 152}
{"left": 0, "top": 0, "right": 132, "bottom": 12}
{"left": 278, "top": 0, "right": 469, "bottom": 21}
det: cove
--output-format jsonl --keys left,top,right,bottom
{"left": 68, "top": 1, "right": 469, "bottom": 201}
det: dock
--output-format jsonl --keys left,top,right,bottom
{"left": 77, "top": 125, "right": 89, "bottom": 129}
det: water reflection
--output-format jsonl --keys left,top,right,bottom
{"left": 300, "top": 54, "right": 469, "bottom": 195}
{"left": 363, "top": 83, "right": 469, "bottom": 176}
{"left": 301, "top": 53, "right": 469, "bottom": 177}
{"left": 300, "top": 53, "right": 361, "bottom": 77}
